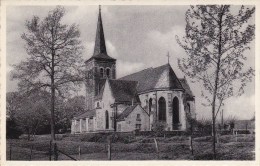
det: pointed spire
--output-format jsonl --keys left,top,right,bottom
{"left": 93, "top": 5, "right": 107, "bottom": 56}
{"left": 85, "top": 5, "right": 116, "bottom": 63}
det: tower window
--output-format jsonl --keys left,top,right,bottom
{"left": 100, "top": 68, "right": 104, "bottom": 78}
{"left": 106, "top": 68, "right": 110, "bottom": 78}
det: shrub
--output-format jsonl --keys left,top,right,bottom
{"left": 151, "top": 121, "right": 167, "bottom": 136}
{"left": 6, "top": 118, "right": 23, "bottom": 139}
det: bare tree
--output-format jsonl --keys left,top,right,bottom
{"left": 176, "top": 5, "right": 255, "bottom": 159}
{"left": 11, "top": 6, "right": 84, "bottom": 141}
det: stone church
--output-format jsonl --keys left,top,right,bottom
{"left": 71, "top": 7, "right": 196, "bottom": 134}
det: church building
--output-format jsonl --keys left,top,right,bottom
{"left": 71, "top": 7, "right": 196, "bottom": 134}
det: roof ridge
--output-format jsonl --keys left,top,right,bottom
{"left": 119, "top": 67, "right": 153, "bottom": 79}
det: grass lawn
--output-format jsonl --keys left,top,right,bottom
{"left": 6, "top": 134, "right": 255, "bottom": 160}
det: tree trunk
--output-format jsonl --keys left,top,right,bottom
{"left": 50, "top": 43, "right": 56, "bottom": 141}
{"left": 211, "top": 7, "right": 224, "bottom": 160}
{"left": 50, "top": 83, "right": 55, "bottom": 141}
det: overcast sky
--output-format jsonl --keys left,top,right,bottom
{"left": 6, "top": 5, "right": 255, "bottom": 120}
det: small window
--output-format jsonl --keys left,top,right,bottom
{"left": 136, "top": 114, "right": 141, "bottom": 121}
{"left": 100, "top": 68, "right": 104, "bottom": 78}
{"left": 106, "top": 68, "right": 110, "bottom": 78}
{"left": 97, "top": 102, "right": 100, "bottom": 108}
{"left": 136, "top": 124, "right": 141, "bottom": 130}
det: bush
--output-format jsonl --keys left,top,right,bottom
{"left": 151, "top": 121, "right": 167, "bottom": 136}
{"left": 79, "top": 132, "right": 135, "bottom": 143}
{"left": 6, "top": 118, "right": 22, "bottom": 139}
{"left": 80, "top": 133, "right": 107, "bottom": 142}
{"left": 236, "top": 130, "right": 251, "bottom": 134}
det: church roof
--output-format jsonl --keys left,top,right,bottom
{"left": 117, "top": 104, "right": 138, "bottom": 121}
{"left": 179, "top": 78, "right": 194, "bottom": 98}
{"left": 109, "top": 79, "right": 139, "bottom": 103}
{"left": 119, "top": 64, "right": 184, "bottom": 93}
{"left": 73, "top": 109, "right": 96, "bottom": 120}
{"left": 85, "top": 6, "right": 116, "bottom": 63}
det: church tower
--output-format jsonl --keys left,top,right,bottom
{"left": 85, "top": 6, "right": 116, "bottom": 110}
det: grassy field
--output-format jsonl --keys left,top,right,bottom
{"left": 6, "top": 134, "right": 255, "bottom": 160}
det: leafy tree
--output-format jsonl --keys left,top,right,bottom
{"left": 8, "top": 91, "right": 51, "bottom": 140}
{"left": 177, "top": 5, "right": 255, "bottom": 159}
{"left": 6, "top": 92, "right": 21, "bottom": 119}
{"left": 6, "top": 92, "right": 23, "bottom": 139}
{"left": 11, "top": 6, "right": 84, "bottom": 140}
{"left": 55, "top": 95, "right": 85, "bottom": 133}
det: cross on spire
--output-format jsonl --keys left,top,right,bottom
{"left": 166, "top": 51, "right": 170, "bottom": 64}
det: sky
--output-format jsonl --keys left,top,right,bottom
{"left": 6, "top": 5, "right": 255, "bottom": 120}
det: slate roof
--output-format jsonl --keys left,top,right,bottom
{"left": 109, "top": 79, "right": 139, "bottom": 103}
{"left": 87, "top": 53, "right": 116, "bottom": 62}
{"left": 117, "top": 104, "right": 138, "bottom": 121}
{"left": 73, "top": 109, "right": 96, "bottom": 120}
{"left": 179, "top": 78, "right": 194, "bottom": 98}
{"left": 85, "top": 7, "right": 116, "bottom": 63}
{"left": 119, "top": 64, "right": 184, "bottom": 93}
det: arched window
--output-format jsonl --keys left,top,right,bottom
{"left": 100, "top": 68, "right": 104, "bottom": 78}
{"left": 158, "top": 97, "right": 166, "bottom": 122}
{"left": 97, "top": 102, "right": 100, "bottom": 108}
{"left": 149, "top": 98, "right": 153, "bottom": 115}
{"left": 105, "top": 110, "right": 109, "bottom": 129}
{"left": 106, "top": 68, "right": 110, "bottom": 78}
{"left": 172, "top": 97, "right": 180, "bottom": 124}
{"left": 187, "top": 103, "right": 191, "bottom": 113}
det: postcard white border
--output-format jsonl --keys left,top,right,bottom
{"left": 1, "top": 0, "right": 259, "bottom": 166}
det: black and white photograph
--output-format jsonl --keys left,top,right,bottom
{"left": 2, "top": 0, "right": 259, "bottom": 163}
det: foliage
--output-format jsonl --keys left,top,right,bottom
{"left": 195, "top": 118, "right": 212, "bottom": 135}
{"left": 7, "top": 90, "right": 85, "bottom": 136}
{"left": 176, "top": 5, "right": 255, "bottom": 158}
{"left": 224, "top": 115, "right": 237, "bottom": 130}
{"left": 151, "top": 121, "right": 167, "bottom": 136}
{"left": 7, "top": 91, "right": 51, "bottom": 140}
{"left": 11, "top": 6, "right": 84, "bottom": 140}
{"left": 177, "top": 5, "right": 255, "bottom": 106}
{"left": 7, "top": 134, "right": 255, "bottom": 160}
{"left": 6, "top": 118, "right": 23, "bottom": 139}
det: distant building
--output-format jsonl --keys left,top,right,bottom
{"left": 233, "top": 119, "right": 255, "bottom": 134}
{"left": 71, "top": 6, "right": 196, "bottom": 134}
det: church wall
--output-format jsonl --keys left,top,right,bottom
{"left": 94, "top": 61, "right": 116, "bottom": 79}
{"left": 138, "top": 92, "right": 156, "bottom": 130}
{"left": 117, "top": 105, "right": 149, "bottom": 132}
{"left": 85, "top": 59, "right": 96, "bottom": 110}
{"left": 96, "top": 80, "right": 115, "bottom": 131}
{"left": 138, "top": 90, "right": 187, "bottom": 131}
